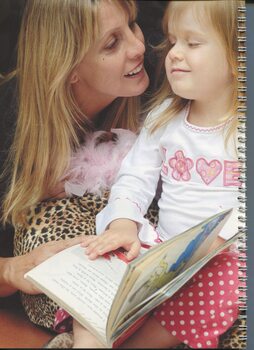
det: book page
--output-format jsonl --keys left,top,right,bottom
{"left": 25, "top": 244, "right": 127, "bottom": 341}
{"left": 109, "top": 209, "right": 231, "bottom": 332}
{"left": 112, "top": 231, "right": 241, "bottom": 342}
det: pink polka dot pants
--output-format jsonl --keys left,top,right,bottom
{"left": 153, "top": 249, "right": 245, "bottom": 348}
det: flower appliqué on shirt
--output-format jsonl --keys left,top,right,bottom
{"left": 169, "top": 150, "right": 194, "bottom": 181}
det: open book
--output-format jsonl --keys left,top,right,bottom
{"left": 25, "top": 209, "right": 241, "bottom": 347}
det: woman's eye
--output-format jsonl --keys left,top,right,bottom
{"left": 105, "top": 37, "right": 118, "bottom": 50}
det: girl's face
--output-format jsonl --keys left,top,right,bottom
{"left": 71, "top": 1, "right": 149, "bottom": 116}
{"left": 165, "top": 6, "right": 233, "bottom": 103}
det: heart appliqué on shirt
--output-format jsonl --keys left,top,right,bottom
{"left": 196, "top": 158, "right": 222, "bottom": 185}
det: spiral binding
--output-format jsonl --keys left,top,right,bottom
{"left": 237, "top": 1, "right": 247, "bottom": 343}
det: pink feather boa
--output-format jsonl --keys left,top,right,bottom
{"left": 63, "top": 129, "right": 137, "bottom": 196}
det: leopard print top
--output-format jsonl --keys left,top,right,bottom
{"left": 14, "top": 192, "right": 159, "bottom": 329}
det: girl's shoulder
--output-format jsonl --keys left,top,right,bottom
{"left": 146, "top": 98, "right": 172, "bottom": 122}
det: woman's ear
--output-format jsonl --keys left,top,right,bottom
{"left": 69, "top": 70, "right": 79, "bottom": 84}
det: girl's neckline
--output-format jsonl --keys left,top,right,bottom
{"left": 183, "top": 103, "right": 235, "bottom": 134}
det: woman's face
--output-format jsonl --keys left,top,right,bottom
{"left": 71, "top": 1, "right": 149, "bottom": 117}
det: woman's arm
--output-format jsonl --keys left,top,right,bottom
{"left": 0, "top": 236, "right": 86, "bottom": 297}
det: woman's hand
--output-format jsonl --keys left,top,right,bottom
{"left": 0, "top": 236, "right": 85, "bottom": 297}
{"left": 81, "top": 219, "right": 140, "bottom": 261}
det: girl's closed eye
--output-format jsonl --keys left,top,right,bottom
{"left": 188, "top": 41, "right": 201, "bottom": 48}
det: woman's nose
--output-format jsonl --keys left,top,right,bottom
{"left": 126, "top": 27, "right": 145, "bottom": 59}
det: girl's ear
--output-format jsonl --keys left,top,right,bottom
{"left": 69, "top": 70, "right": 79, "bottom": 84}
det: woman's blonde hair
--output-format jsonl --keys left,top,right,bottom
{"left": 2, "top": 0, "right": 140, "bottom": 226}
{"left": 146, "top": 0, "right": 243, "bottom": 139}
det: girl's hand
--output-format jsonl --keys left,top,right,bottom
{"left": 0, "top": 236, "right": 86, "bottom": 297}
{"left": 81, "top": 219, "right": 140, "bottom": 261}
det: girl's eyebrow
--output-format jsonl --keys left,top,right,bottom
{"left": 168, "top": 29, "right": 206, "bottom": 38}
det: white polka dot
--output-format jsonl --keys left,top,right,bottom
{"left": 199, "top": 300, "right": 205, "bottom": 306}
{"left": 190, "top": 310, "right": 195, "bottom": 315}
{"left": 209, "top": 300, "right": 215, "bottom": 305}
{"left": 197, "top": 343, "right": 203, "bottom": 348}
{"left": 180, "top": 320, "right": 185, "bottom": 325}
{"left": 220, "top": 312, "right": 225, "bottom": 317}
{"left": 228, "top": 309, "right": 233, "bottom": 314}
{"left": 189, "top": 301, "right": 194, "bottom": 306}
{"left": 208, "top": 281, "right": 214, "bottom": 287}
{"left": 199, "top": 291, "right": 204, "bottom": 296}
{"left": 210, "top": 309, "right": 215, "bottom": 315}
{"left": 212, "top": 323, "right": 218, "bottom": 327}
{"left": 211, "top": 315, "right": 216, "bottom": 319}
{"left": 198, "top": 274, "right": 203, "bottom": 278}
{"left": 178, "top": 301, "right": 184, "bottom": 306}
{"left": 190, "top": 320, "right": 195, "bottom": 325}
{"left": 222, "top": 321, "right": 228, "bottom": 326}
{"left": 228, "top": 270, "right": 233, "bottom": 275}
{"left": 219, "top": 280, "right": 224, "bottom": 286}
{"left": 209, "top": 290, "right": 215, "bottom": 296}
{"left": 179, "top": 310, "right": 184, "bottom": 315}
{"left": 160, "top": 311, "right": 165, "bottom": 316}
{"left": 200, "top": 310, "right": 205, "bottom": 315}
{"left": 191, "top": 329, "right": 196, "bottom": 334}
{"left": 218, "top": 271, "right": 223, "bottom": 276}
{"left": 161, "top": 320, "right": 166, "bottom": 326}
{"left": 203, "top": 325, "right": 208, "bottom": 329}
{"left": 180, "top": 292, "right": 184, "bottom": 297}
{"left": 230, "top": 317, "right": 234, "bottom": 322}
{"left": 169, "top": 301, "right": 174, "bottom": 306}
{"left": 198, "top": 282, "right": 203, "bottom": 287}
{"left": 227, "top": 300, "right": 233, "bottom": 306}
{"left": 172, "top": 331, "right": 177, "bottom": 336}
{"left": 208, "top": 272, "right": 213, "bottom": 277}
{"left": 181, "top": 330, "right": 186, "bottom": 335}
{"left": 195, "top": 334, "right": 199, "bottom": 339}
{"left": 229, "top": 280, "right": 235, "bottom": 285}
{"left": 206, "top": 341, "right": 212, "bottom": 346}
{"left": 214, "top": 330, "right": 219, "bottom": 335}
{"left": 226, "top": 262, "right": 232, "bottom": 266}
{"left": 170, "top": 311, "right": 174, "bottom": 316}
{"left": 188, "top": 292, "right": 193, "bottom": 297}
{"left": 220, "top": 290, "right": 225, "bottom": 295}
{"left": 170, "top": 320, "right": 175, "bottom": 326}
{"left": 235, "top": 289, "right": 240, "bottom": 294}
{"left": 200, "top": 319, "right": 206, "bottom": 324}
{"left": 204, "top": 331, "right": 209, "bottom": 337}
{"left": 183, "top": 340, "right": 189, "bottom": 345}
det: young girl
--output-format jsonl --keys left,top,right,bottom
{"left": 73, "top": 1, "right": 245, "bottom": 348}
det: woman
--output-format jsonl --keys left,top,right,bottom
{"left": 1, "top": 0, "right": 151, "bottom": 330}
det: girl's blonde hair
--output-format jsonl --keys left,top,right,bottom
{"left": 147, "top": 0, "right": 243, "bottom": 139}
{"left": 2, "top": 0, "right": 140, "bottom": 226}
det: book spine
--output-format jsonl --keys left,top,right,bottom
{"left": 237, "top": 0, "right": 247, "bottom": 343}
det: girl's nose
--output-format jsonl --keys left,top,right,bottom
{"left": 167, "top": 43, "right": 184, "bottom": 61}
{"left": 126, "top": 26, "right": 145, "bottom": 59}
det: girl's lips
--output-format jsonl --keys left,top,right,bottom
{"left": 171, "top": 68, "right": 190, "bottom": 73}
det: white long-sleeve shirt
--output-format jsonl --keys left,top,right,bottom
{"left": 96, "top": 99, "right": 240, "bottom": 242}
